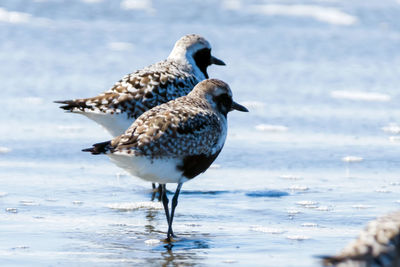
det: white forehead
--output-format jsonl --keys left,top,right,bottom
{"left": 175, "top": 34, "right": 211, "bottom": 51}
{"left": 168, "top": 34, "right": 211, "bottom": 61}
{"left": 197, "top": 79, "right": 232, "bottom": 97}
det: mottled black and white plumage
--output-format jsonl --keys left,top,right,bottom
{"left": 83, "top": 79, "right": 248, "bottom": 241}
{"left": 322, "top": 211, "right": 400, "bottom": 267}
{"left": 55, "top": 34, "right": 225, "bottom": 137}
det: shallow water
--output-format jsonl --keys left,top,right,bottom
{"left": 2, "top": 0, "right": 400, "bottom": 266}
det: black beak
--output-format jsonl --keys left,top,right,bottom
{"left": 210, "top": 56, "right": 226, "bottom": 66}
{"left": 231, "top": 101, "right": 249, "bottom": 112}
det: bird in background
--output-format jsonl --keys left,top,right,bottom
{"left": 322, "top": 210, "right": 400, "bottom": 267}
{"left": 55, "top": 34, "right": 225, "bottom": 196}
{"left": 82, "top": 79, "right": 248, "bottom": 242}
{"left": 55, "top": 34, "right": 225, "bottom": 136}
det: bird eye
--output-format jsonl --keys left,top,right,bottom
{"left": 193, "top": 48, "right": 212, "bottom": 79}
{"left": 214, "top": 93, "right": 232, "bottom": 115}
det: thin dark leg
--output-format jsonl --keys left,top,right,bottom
{"left": 157, "top": 184, "right": 162, "bottom": 202}
{"left": 151, "top": 183, "right": 156, "bottom": 201}
{"left": 161, "top": 184, "right": 170, "bottom": 232}
{"left": 167, "top": 183, "right": 182, "bottom": 240}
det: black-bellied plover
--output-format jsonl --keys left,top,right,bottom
{"left": 56, "top": 34, "right": 225, "bottom": 197}
{"left": 322, "top": 211, "right": 400, "bottom": 266}
{"left": 82, "top": 79, "right": 248, "bottom": 242}
{"left": 55, "top": 34, "right": 225, "bottom": 137}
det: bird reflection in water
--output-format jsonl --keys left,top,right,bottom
{"left": 144, "top": 208, "right": 158, "bottom": 234}
{"left": 150, "top": 241, "right": 208, "bottom": 267}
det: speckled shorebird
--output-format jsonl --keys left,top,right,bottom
{"left": 322, "top": 211, "right": 400, "bottom": 267}
{"left": 55, "top": 34, "right": 225, "bottom": 195}
{"left": 82, "top": 79, "right": 248, "bottom": 242}
{"left": 55, "top": 34, "right": 225, "bottom": 137}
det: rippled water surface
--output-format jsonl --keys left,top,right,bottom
{"left": 2, "top": 0, "right": 400, "bottom": 266}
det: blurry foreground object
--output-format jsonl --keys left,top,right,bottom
{"left": 322, "top": 211, "right": 400, "bottom": 267}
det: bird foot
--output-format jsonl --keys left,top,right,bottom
{"left": 152, "top": 187, "right": 160, "bottom": 193}
{"left": 163, "top": 236, "right": 177, "bottom": 243}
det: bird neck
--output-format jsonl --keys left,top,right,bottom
{"left": 168, "top": 51, "right": 208, "bottom": 81}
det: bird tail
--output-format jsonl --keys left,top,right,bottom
{"left": 54, "top": 99, "right": 91, "bottom": 112}
{"left": 82, "top": 141, "right": 112, "bottom": 155}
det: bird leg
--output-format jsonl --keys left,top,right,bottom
{"left": 151, "top": 183, "right": 157, "bottom": 201}
{"left": 157, "top": 184, "right": 162, "bottom": 201}
{"left": 167, "top": 183, "right": 182, "bottom": 241}
{"left": 151, "top": 183, "right": 163, "bottom": 201}
{"left": 161, "top": 184, "right": 171, "bottom": 232}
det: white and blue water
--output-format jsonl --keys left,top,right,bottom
{"left": 1, "top": 0, "right": 400, "bottom": 266}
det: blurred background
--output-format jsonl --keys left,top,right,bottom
{"left": 1, "top": 0, "right": 400, "bottom": 266}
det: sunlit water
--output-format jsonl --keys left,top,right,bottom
{"left": 1, "top": 0, "right": 400, "bottom": 266}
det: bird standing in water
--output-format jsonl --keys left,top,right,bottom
{"left": 83, "top": 79, "right": 248, "bottom": 242}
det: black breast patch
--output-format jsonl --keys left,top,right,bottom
{"left": 177, "top": 149, "right": 222, "bottom": 179}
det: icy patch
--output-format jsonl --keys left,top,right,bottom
{"left": 0, "top": 8, "right": 32, "bottom": 24}
{"left": 255, "top": 124, "right": 288, "bottom": 132}
{"left": 296, "top": 201, "right": 318, "bottom": 206}
{"left": 315, "top": 206, "right": 331, "bottom": 211}
{"left": 20, "top": 200, "right": 39, "bottom": 206}
{"left": 108, "top": 42, "right": 134, "bottom": 51}
{"left": 250, "top": 225, "right": 285, "bottom": 234}
{"left": 342, "top": 156, "right": 363, "bottom": 163}
{"left": 144, "top": 239, "right": 160, "bottom": 245}
{"left": 5, "top": 208, "right": 18, "bottom": 213}
{"left": 279, "top": 174, "right": 302, "bottom": 180}
{"left": 209, "top": 164, "right": 221, "bottom": 169}
{"left": 286, "top": 235, "right": 310, "bottom": 241}
{"left": 298, "top": 203, "right": 318, "bottom": 209}
{"left": 185, "top": 223, "right": 201, "bottom": 227}
{"left": 0, "top": 192, "right": 8, "bottom": 197}
{"left": 288, "top": 185, "right": 309, "bottom": 191}
{"left": 222, "top": 259, "right": 238, "bottom": 264}
{"left": 301, "top": 223, "right": 318, "bottom": 227}
{"left": 287, "top": 209, "right": 302, "bottom": 215}
{"left": 249, "top": 4, "right": 357, "bottom": 25}
{"left": 121, "top": 0, "right": 155, "bottom": 13}
{"left": 0, "top": 147, "right": 11, "bottom": 154}
{"left": 382, "top": 123, "right": 400, "bottom": 134}
{"left": 107, "top": 201, "right": 162, "bottom": 211}
{"left": 331, "top": 90, "right": 390, "bottom": 102}
{"left": 375, "top": 189, "right": 391, "bottom": 193}
{"left": 352, "top": 204, "right": 373, "bottom": 209}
